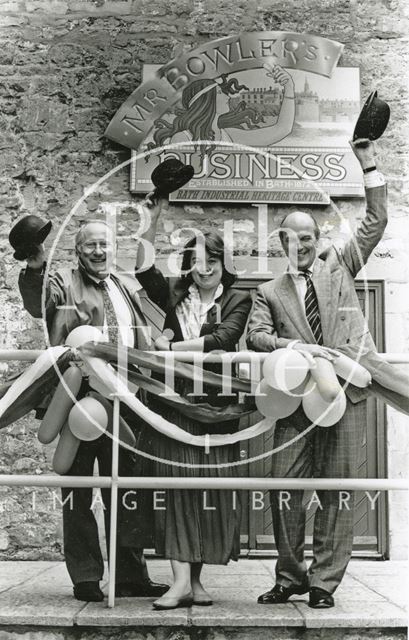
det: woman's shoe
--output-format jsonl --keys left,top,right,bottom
{"left": 193, "top": 596, "right": 213, "bottom": 606}
{"left": 192, "top": 590, "right": 213, "bottom": 606}
{"left": 152, "top": 591, "right": 193, "bottom": 610}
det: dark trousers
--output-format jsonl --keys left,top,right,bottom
{"left": 61, "top": 422, "right": 154, "bottom": 586}
{"left": 270, "top": 399, "right": 367, "bottom": 595}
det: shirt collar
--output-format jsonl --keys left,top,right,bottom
{"left": 287, "top": 257, "right": 317, "bottom": 278}
{"left": 87, "top": 273, "right": 111, "bottom": 286}
{"left": 188, "top": 282, "right": 224, "bottom": 302}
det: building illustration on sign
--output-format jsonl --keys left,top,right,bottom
{"left": 296, "top": 77, "right": 359, "bottom": 123}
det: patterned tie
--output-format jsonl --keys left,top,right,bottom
{"left": 302, "top": 272, "right": 323, "bottom": 345}
{"left": 98, "top": 280, "right": 120, "bottom": 346}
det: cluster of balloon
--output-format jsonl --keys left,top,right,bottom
{"left": 255, "top": 349, "right": 310, "bottom": 420}
{"left": 37, "top": 326, "right": 135, "bottom": 475}
{"left": 255, "top": 348, "right": 371, "bottom": 427}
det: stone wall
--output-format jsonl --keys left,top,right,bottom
{"left": 0, "top": 0, "right": 408, "bottom": 560}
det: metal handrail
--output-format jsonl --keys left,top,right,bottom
{"left": 0, "top": 474, "right": 407, "bottom": 490}
{"left": 1, "top": 349, "right": 409, "bottom": 363}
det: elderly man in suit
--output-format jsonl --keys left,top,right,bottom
{"left": 18, "top": 220, "right": 168, "bottom": 602}
{"left": 246, "top": 139, "right": 387, "bottom": 608}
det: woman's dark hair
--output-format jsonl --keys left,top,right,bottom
{"left": 180, "top": 231, "right": 236, "bottom": 290}
{"left": 149, "top": 79, "right": 217, "bottom": 150}
{"left": 147, "top": 74, "right": 254, "bottom": 154}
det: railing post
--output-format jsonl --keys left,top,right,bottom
{"left": 107, "top": 394, "right": 120, "bottom": 608}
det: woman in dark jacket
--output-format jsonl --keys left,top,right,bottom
{"left": 135, "top": 198, "right": 252, "bottom": 610}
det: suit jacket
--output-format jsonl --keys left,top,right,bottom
{"left": 247, "top": 185, "right": 388, "bottom": 403}
{"left": 19, "top": 263, "right": 148, "bottom": 347}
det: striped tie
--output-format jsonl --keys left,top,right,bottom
{"left": 98, "top": 280, "right": 120, "bottom": 346}
{"left": 302, "top": 272, "right": 323, "bottom": 345}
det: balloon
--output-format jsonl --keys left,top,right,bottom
{"left": 65, "top": 326, "right": 105, "bottom": 349}
{"left": 332, "top": 352, "right": 371, "bottom": 388}
{"left": 302, "top": 377, "right": 347, "bottom": 427}
{"left": 53, "top": 422, "right": 81, "bottom": 474}
{"left": 38, "top": 365, "right": 82, "bottom": 444}
{"left": 310, "top": 357, "right": 342, "bottom": 403}
{"left": 87, "top": 391, "right": 136, "bottom": 448}
{"left": 263, "top": 349, "right": 310, "bottom": 392}
{"left": 255, "top": 379, "right": 303, "bottom": 419}
{"left": 68, "top": 397, "right": 108, "bottom": 441}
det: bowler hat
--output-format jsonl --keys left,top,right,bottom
{"left": 9, "top": 215, "right": 52, "bottom": 261}
{"left": 151, "top": 158, "right": 194, "bottom": 197}
{"left": 353, "top": 91, "right": 390, "bottom": 141}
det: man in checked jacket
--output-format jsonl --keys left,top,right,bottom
{"left": 246, "top": 139, "right": 387, "bottom": 609}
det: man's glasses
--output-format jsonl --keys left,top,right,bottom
{"left": 81, "top": 241, "right": 113, "bottom": 254}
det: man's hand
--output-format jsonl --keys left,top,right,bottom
{"left": 154, "top": 335, "right": 171, "bottom": 351}
{"left": 26, "top": 244, "right": 45, "bottom": 270}
{"left": 293, "top": 343, "right": 340, "bottom": 362}
{"left": 349, "top": 138, "right": 376, "bottom": 171}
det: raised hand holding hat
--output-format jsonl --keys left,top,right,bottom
{"left": 9, "top": 215, "right": 52, "bottom": 262}
{"left": 353, "top": 91, "right": 390, "bottom": 143}
{"left": 150, "top": 158, "right": 194, "bottom": 201}
{"left": 349, "top": 137, "right": 376, "bottom": 170}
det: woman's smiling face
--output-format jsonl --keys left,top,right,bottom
{"left": 190, "top": 250, "right": 223, "bottom": 291}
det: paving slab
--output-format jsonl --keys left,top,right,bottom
{"left": 200, "top": 560, "right": 272, "bottom": 575}
{"left": 189, "top": 589, "right": 303, "bottom": 626}
{"left": 0, "top": 564, "right": 84, "bottom": 626}
{"left": 347, "top": 562, "right": 408, "bottom": 611}
{"left": 194, "top": 572, "right": 273, "bottom": 588}
{"left": 0, "top": 561, "right": 56, "bottom": 593}
{"left": 347, "top": 560, "right": 407, "bottom": 577}
{"left": 323, "top": 584, "right": 389, "bottom": 602}
{"left": 294, "top": 601, "right": 408, "bottom": 628}
{"left": 77, "top": 597, "right": 188, "bottom": 626}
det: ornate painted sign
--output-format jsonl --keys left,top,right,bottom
{"left": 105, "top": 32, "right": 363, "bottom": 203}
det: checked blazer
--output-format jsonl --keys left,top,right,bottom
{"left": 247, "top": 184, "right": 387, "bottom": 402}
{"left": 245, "top": 183, "right": 388, "bottom": 595}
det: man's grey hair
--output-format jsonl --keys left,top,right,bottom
{"left": 75, "top": 220, "right": 113, "bottom": 248}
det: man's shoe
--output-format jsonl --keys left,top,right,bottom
{"left": 73, "top": 581, "right": 104, "bottom": 602}
{"left": 309, "top": 587, "right": 334, "bottom": 609}
{"left": 116, "top": 580, "right": 169, "bottom": 598}
{"left": 258, "top": 578, "right": 309, "bottom": 604}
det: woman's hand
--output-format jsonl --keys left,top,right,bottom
{"left": 134, "top": 195, "right": 167, "bottom": 272}
{"left": 26, "top": 244, "right": 45, "bottom": 270}
{"left": 143, "top": 191, "right": 167, "bottom": 215}
{"left": 263, "top": 64, "right": 294, "bottom": 95}
{"left": 154, "top": 335, "right": 172, "bottom": 351}
{"left": 293, "top": 342, "right": 340, "bottom": 362}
